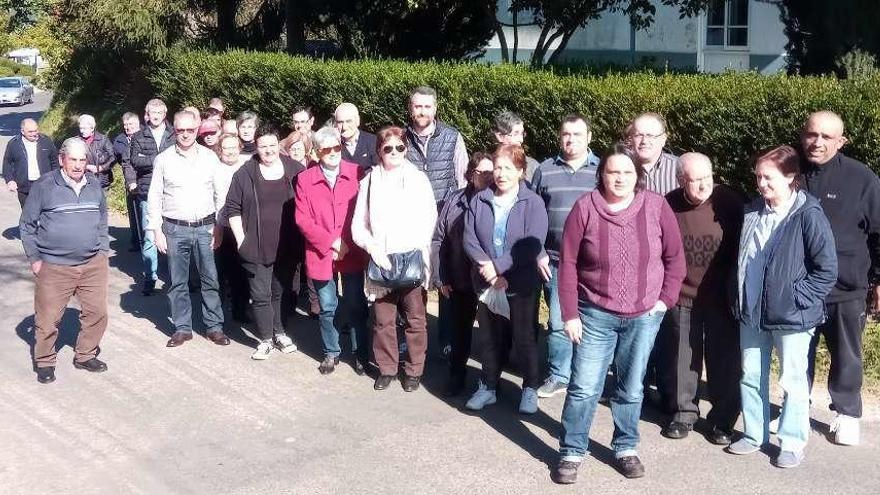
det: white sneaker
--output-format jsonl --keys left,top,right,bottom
{"left": 252, "top": 341, "right": 273, "bottom": 360}
{"left": 519, "top": 387, "right": 539, "bottom": 414}
{"left": 830, "top": 414, "right": 860, "bottom": 446}
{"left": 769, "top": 416, "right": 780, "bottom": 434}
{"left": 274, "top": 334, "right": 298, "bottom": 354}
{"left": 465, "top": 382, "right": 497, "bottom": 411}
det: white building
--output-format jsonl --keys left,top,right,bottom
{"left": 485, "top": 0, "right": 788, "bottom": 74}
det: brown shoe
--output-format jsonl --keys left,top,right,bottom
{"left": 206, "top": 330, "right": 230, "bottom": 346}
{"left": 166, "top": 331, "right": 193, "bottom": 348}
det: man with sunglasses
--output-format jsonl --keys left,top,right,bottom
{"left": 530, "top": 113, "right": 600, "bottom": 400}
{"left": 147, "top": 110, "right": 229, "bottom": 349}
{"left": 404, "top": 86, "right": 468, "bottom": 207}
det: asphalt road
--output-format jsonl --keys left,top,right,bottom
{"left": 0, "top": 92, "right": 878, "bottom": 494}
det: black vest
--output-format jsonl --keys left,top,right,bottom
{"left": 405, "top": 121, "right": 460, "bottom": 203}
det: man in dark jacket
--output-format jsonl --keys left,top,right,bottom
{"left": 2, "top": 118, "right": 59, "bottom": 207}
{"left": 404, "top": 86, "right": 468, "bottom": 206}
{"left": 334, "top": 102, "right": 378, "bottom": 169}
{"left": 122, "top": 98, "right": 174, "bottom": 295}
{"left": 20, "top": 138, "right": 110, "bottom": 384}
{"left": 800, "top": 110, "right": 880, "bottom": 446}
{"left": 113, "top": 111, "right": 144, "bottom": 251}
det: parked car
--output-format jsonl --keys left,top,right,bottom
{"left": 0, "top": 77, "right": 34, "bottom": 106}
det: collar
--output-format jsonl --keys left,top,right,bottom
{"left": 309, "top": 160, "right": 356, "bottom": 185}
{"left": 554, "top": 150, "right": 597, "bottom": 170}
{"left": 764, "top": 189, "right": 798, "bottom": 216}
{"left": 343, "top": 130, "right": 360, "bottom": 145}
{"left": 58, "top": 169, "right": 89, "bottom": 188}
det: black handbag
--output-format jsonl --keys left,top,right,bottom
{"left": 367, "top": 249, "right": 424, "bottom": 289}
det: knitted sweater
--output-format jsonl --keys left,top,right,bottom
{"left": 558, "top": 189, "right": 686, "bottom": 320}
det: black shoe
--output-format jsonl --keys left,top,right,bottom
{"left": 443, "top": 375, "right": 466, "bottom": 397}
{"left": 141, "top": 280, "right": 155, "bottom": 296}
{"left": 661, "top": 421, "right": 692, "bottom": 439}
{"left": 353, "top": 359, "right": 366, "bottom": 376}
{"left": 707, "top": 426, "right": 733, "bottom": 445}
{"left": 374, "top": 375, "right": 394, "bottom": 390}
{"left": 551, "top": 459, "right": 581, "bottom": 484}
{"left": 319, "top": 355, "right": 340, "bottom": 375}
{"left": 73, "top": 358, "right": 108, "bottom": 373}
{"left": 402, "top": 375, "right": 421, "bottom": 392}
{"left": 615, "top": 455, "right": 645, "bottom": 479}
{"left": 36, "top": 366, "right": 55, "bottom": 384}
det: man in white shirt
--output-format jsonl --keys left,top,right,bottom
{"left": 148, "top": 110, "right": 229, "bottom": 348}
{"left": 2, "top": 118, "right": 60, "bottom": 206}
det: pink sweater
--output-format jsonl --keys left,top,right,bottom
{"left": 558, "top": 190, "right": 685, "bottom": 320}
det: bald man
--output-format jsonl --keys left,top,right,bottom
{"left": 334, "top": 103, "right": 378, "bottom": 169}
{"left": 800, "top": 111, "right": 880, "bottom": 446}
{"left": 655, "top": 153, "right": 745, "bottom": 444}
{"left": 2, "top": 118, "right": 60, "bottom": 207}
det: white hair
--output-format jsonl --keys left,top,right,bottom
{"left": 78, "top": 114, "right": 96, "bottom": 127}
{"left": 60, "top": 137, "right": 88, "bottom": 157}
{"left": 313, "top": 126, "right": 341, "bottom": 149}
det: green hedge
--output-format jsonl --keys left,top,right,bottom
{"left": 0, "top": 58, "right": 36, "bottom": 78}
{"left": 151, "top": 49, "right": 880, "bottom": 192}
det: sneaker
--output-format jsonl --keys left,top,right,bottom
{"left": 465, "top": 382, "right": 497, "bottom": 411}
{"left": 251, "top": 341, "right": 273, "bottom": 360}
{"left": 318, "top": 355, "right": 340, "bottom": 375}
{"left": 830, "top": 413, "right": 860, "bottom": 446}
{"left": 274, "top": 334, "right": 298, "bottom": 354}
{"left": 141, "top": 279, "right": 156, "bottom": 296}
{"left": 615, "top": 455, "right": 645, "bottom": 478}
{"left": 519, "top": 387, "right": 539, "bottom": 414}
{"left": 726, "top": 438, "right": 760, "bottom": 455}
{"left": 773, "top": 450, "right": 804, "bottom": 468}
{"left": 769, "top": 416, "right": 780, "bottom": 434}
{"left": 536, "top": 377, "right": 568, "bottom": 398}
{"left": 550, "top": 459, "right": 581, "bottom": 484}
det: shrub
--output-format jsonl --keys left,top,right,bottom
{"left": 0, "top": 58, "right": 36, "bottom": 77}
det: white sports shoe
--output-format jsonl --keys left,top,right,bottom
{"left": 252, "top": 341, "right": 273, "bottom": 360}
{"left": 519, "top": 387, "right": 539, "bottom": 414}
{"left": 275, "top": 334, "right": 298, "bottom": 354}
{"left": 830, "top": 413, "right": 860, "bottom": 446}
{"left": 466, "top": 382, "right": 497, "bottom": 411}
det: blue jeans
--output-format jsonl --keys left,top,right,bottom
{"left": 137, "top": 198, "right": 158, "bottom": 281}
{"left": 313, "top": 273, "right": 369, "bottom": 360}
{"left": 162, "top": 221, "right": 224, "bottom": 333}
{"left": 544, "top": 260, "right": 569, "bottom": 383}
{"left": 740, "top": 323, "right": 814, "bottom": 453}
{"left": 559, "top": 301, "right": 665, "bottom": 461}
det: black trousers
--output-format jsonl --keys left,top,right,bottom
{"left": 242, "top": 260, "right": 294, "bottom": 341}
{"left": 17, "top": 190, "right": 28, "bottom": 207}
{"left": 476, "top": 292, "right": 538, "bottom": 390}
{"left": 125, "top": 192, "right": 141, "bottom": 247}
{"left": 215, "top": 227, "right": 249, "bottom": 319}
{"left": 655, "top": 304, "right": 741, "bottom": 430}
{"left": 447, "top": 290, "right": 479, "bottom": 380}
{"left": 808, "top": 297, "right": 867, "bottom": 418}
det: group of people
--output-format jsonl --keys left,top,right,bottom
{"left": 4, "top": 84, "right": 878, "bottom": 482}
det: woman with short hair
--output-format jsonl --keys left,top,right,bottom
{"left": 236, "top": 111, "right": 260, "bottom": 157}
{"left": 77, "top": 114, "right": 116, "bottom": 192}
{"left": 280, "top": 130, "right": 314, "bottom": 166}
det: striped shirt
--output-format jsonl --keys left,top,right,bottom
{"left": 643, "top": 152, "right": 679, "bottom": 196}
{"left": 530, "top": 151, "right": 600, "bottom": 261}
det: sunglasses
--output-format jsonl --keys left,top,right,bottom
{"left": 319, "top": 145, "right": 342, "bottom": 154}
{"left": 382, "top": 144, "right": 406, "bottom": 154}
{"left": 175, "top": 128, "right": 197, "bottom": 135}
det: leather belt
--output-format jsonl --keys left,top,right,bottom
{"left": 163, "top": 214, "right": 215, "bottom": 227}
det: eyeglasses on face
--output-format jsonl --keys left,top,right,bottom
{"left": 319, "top": 144, "right": 342, "bottom": 154}
{"left": 382, "top": 144, "right": 406, "bottom": 154}
{"left": 175, "top": 128, "right": 197, "bottom": 135}
{"left": 631, "top": 132, "right": 665, "bottom": 142}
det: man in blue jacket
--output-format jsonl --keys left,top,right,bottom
{"left": 2, "top": 118, "right": 59, "bottom": 207}
{"left": 20, "top": 138, "right": 110, "bottom": 384}
{"left": 800, "top": 110, "right": 880, "bottom": 446}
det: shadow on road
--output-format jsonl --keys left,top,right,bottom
{"left": 3, "top": 226, "right": 20, "bottom": 240}
{"left": 0, "top": 104, "right": 48, "bottom": 136}
{"left": 15, "top": 308, "right": 83, "bottom": 371}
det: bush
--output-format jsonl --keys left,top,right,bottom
{"left": 0, "top": 58, "right": 36, "bottom": 77}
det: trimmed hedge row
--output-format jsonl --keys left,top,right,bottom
{"left": 152, "top": 49, "right": 880, "bottom": 191}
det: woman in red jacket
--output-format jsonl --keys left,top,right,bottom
{"left": 295, "top": 126, "right": 369, "bottom": 375}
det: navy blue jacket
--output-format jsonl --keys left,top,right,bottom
{"left": 2, "top": 134, "right": 59, "bottom": 193}
{"left": 122, "top": 124, "right": 175, "bottom": 199}
{"left": 342, "top": 130, "right": 379, "bottom": 170}
{"left": 432, "top": 186, "right": 479, "bottom": 293}
{"left": 464, "top": 184, "right": 548, "bottom": 296}
{"left": 735, "top": 191, "right": 838, "bottom": 331}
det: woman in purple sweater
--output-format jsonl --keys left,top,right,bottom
{"left": 552, "top": 146, "right": 685, "bottom": 484}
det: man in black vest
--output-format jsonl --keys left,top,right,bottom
{"left": 404, "top": 86, "right": 468, "bottom": 207}
{"left": 2, "top": 118, "right": 59, "bottom": 207}
{"left": 113, "top": 111, "right": 144, "bottom": 251}
{"left": 334, "top": 102, "right": 378, "bottom": 169}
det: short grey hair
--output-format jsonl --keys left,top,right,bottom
{"left": 409, "top": 85, "right": 437, "bottom": 102}
{"left": 121, "top": 111, "right": 140, "bottom": 123}
{"left": 173, "top": 110, "right": 198, "bottom": 126}
{"left": 492, "top": 110, "right": 524, "bottom": 135}
{"left": 236, "top": 110, "right": 259, "bottom": 127}
{"left": 313, "top": 126, "right": 341, "bottom": 149}
{"left": 145, "top": 98, "right": 167, "bottom": 113}
{"left": 78, "top": 114, "right": 96, "bottom": 127}
{"left": 60, "top": 137, "right": 88, "bottom": 157}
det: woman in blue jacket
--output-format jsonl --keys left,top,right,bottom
{"left": 728, "top": 145, "right": 837, "bottom": 468}
{"left": 463, "top": 144, "right": 548, "bottom": 414}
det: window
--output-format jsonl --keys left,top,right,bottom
{"left": 706, "top": 0, "right": 749, "bottom": 48}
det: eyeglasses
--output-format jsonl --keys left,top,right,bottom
{"left": 382, "top": 144, "right": 406, "bottom": 154}
{"left": 631, "top": 132, "right": 665, "bottom": 142}
{"left": 318, "top": 145, "right": 342, "bottom": 154}
{"left": 175, "top": 128, "right": 197, "bottom": 135}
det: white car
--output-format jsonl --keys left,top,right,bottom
{"left": 0, "top": 77, "right": 34, "bottom": 106}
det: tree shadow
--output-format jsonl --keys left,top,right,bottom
{"left": 0, "top": 108, "right": 47, "bottom": 136}
{"left": 15, "top": 308, "right": 82, "bottom": 371}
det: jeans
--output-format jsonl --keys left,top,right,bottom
{"left": 544, "top": 261, "right": 569, "bottom": 384}
{"left": 740, "top": 323, "right": 814, "bottom": 453}
{"left": 162, "top": 221, "right": 224, "bottom": 333}
{"left": 242, "top": 260, "right": 294, "bottom": 341}
{"left": 138, "top": 198, "right": 158, "bottom": 281}
{"left": 313, "top": 273, "right": 369, "bottom": 361}
{"left": 559, "top": 301, "right": 665, "bottom": 461}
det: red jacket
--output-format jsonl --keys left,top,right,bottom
{"left": 295, "top": 160, "right": 368, "bottom": 280}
